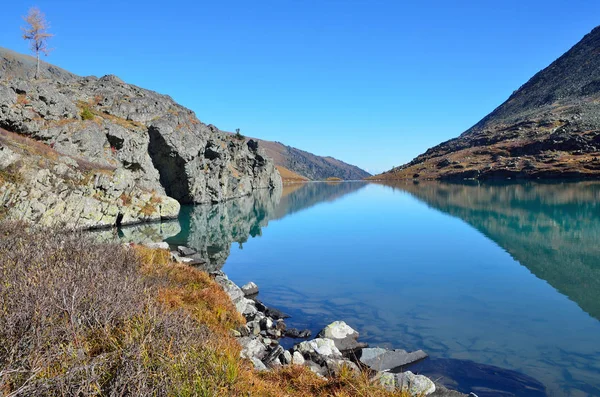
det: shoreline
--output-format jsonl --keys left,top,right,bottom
{"left": 160, "top": 240, "right": 550, "bottom": 397}
{"left": 163, "top": 241, "right": 467, "bottom": 397}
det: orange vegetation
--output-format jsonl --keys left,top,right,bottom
{"left": 277, "top": 165, "right": 310, "bottom": 182}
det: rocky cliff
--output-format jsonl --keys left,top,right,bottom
{"left": 0, "top": 48, "right": 281, "bottom": 228}
{"left": 376, "top": 26, "right": 600, "bottom": 180}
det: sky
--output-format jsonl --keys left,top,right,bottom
{"left": 2, "top": 1, "right": 600, "bottom": 174}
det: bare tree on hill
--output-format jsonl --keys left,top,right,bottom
{"left": 22, "top": 7, "right": 53, "bottom": 80}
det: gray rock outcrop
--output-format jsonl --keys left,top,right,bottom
{"left": 0, "top": 48, "right": 281, "bottom": 229}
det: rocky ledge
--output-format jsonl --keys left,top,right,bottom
{"left": 0, "top": 50, "right": 282, "bottom": 228}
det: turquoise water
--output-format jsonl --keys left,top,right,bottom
{"left": 163, "top": 181, "right": 600, "bottom": 397}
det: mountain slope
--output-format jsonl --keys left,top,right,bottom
{"left": 0, "top": 47, "right": 77, "bottom": 82}
{"left": 275, "top": 165, "right": 309, "bottom": 182}
{"left": 0, "top": 47, "right": 281, "bottom": 229}
{"left": 376, "top": 26, "right": 600, "bottom": 180}
{"left": 252, "top": 138, "right": 371, "bottom": 180}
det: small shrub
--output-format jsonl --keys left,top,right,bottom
{"left": 81, "top": 107, "right": 95, "bottom": 120}
{"left": 234, "top": 128, "right": 245, "bottom": 140}
{"left": 16, "top": 94, "right": 30, "bottom": 105}
{"left": 140, "top": 201, "right": 157, "bottom": 216}
{"left": 120, "top": 192, "right": 132, "bottom": 206}
{"left": 150, "top": 194, "right": 163, "bottom": 204}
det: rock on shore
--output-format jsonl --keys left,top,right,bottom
{"left": 209, "top": 269, "right": 461, "bottom": 396}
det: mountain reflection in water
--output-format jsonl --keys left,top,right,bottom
{"left": 383, "top": 180, "right": 600, "bottom": 322}
{"left": 164, "top": 182, "right": 368, "bottom": 270}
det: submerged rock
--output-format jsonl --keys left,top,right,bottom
{"left": 405, "top": 357, "right": 547, "bottom": 397}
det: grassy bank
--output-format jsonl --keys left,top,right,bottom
{"left": 0, "top": 222, "right": 408, "bottom": 396}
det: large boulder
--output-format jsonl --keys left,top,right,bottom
{"left": 395, "top": 371, "right": 436, "bottom": 396}
{"left": 294, "top": 338, "right": 343, "bottom": 364}
{"left": 241, "top": 281, "right": 259, "bottom": 296}
{"left": 317, "top": 321, "right": 367, "bottom": 356}
{"left": 239, "top": 337, "right": 267, "bottom": 360}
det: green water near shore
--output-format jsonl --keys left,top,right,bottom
{"left": 156, "top": 181, "right": 600, "bottom": 396}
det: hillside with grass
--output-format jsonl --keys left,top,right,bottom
{"left": 375, "top": 26, "right": 600, "bottom": 181}
{"left": 276, "top": 165, "right": 310, "bottom": 183}
{"left": 250, "top": 137, "right": 371, "bottom": 181}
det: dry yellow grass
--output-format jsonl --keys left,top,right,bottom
{"left": 277, "top": 165, "right": 310, "bottom": 182}
{"left": 133, "top": 245, "right": 411, "bottom": 397}
{"left": 0, "top": 223, "right": 410, "bottom": 396}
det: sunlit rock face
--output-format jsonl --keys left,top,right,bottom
{"left": 0, "top": 47, "right": 281, "bottom": 229}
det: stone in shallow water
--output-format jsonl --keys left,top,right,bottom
{"left": 360, "top": 347, "right": 428, "bottom": 371}
{"left": 405, "top": 358, "right": 547, "bottom": 397}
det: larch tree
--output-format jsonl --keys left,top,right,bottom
{"left": 21, "top": 7, "right": 53, "bottom": 80}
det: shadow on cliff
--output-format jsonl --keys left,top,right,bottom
{"left": 379, "top": 180, "right": 600, "bottom": 322}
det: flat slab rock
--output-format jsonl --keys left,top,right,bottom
{"left": 360, "top": 347, "right": 428, "bottom": 371}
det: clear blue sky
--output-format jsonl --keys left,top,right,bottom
{"left": 2, "top": 1, "right": 599, "bottom": 174}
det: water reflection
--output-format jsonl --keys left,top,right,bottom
{"left": 382, "top": 180, "right": 600, "bottom": 322}
{"left": 163, "top": 182, "right": 368, "bottom": 270}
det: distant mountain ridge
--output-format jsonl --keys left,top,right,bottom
{"left": 376, "top": 26, "right": 600, "bottom": 180}
{"left": 252, "top": 138, "right": 371, "bottom": 181}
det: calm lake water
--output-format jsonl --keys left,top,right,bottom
{"left": 134, "top": 181, "right": 600, "bottom": 397}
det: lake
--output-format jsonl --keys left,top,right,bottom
{"left": 121, "top": 181, "right": 600, "bottom": 397}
